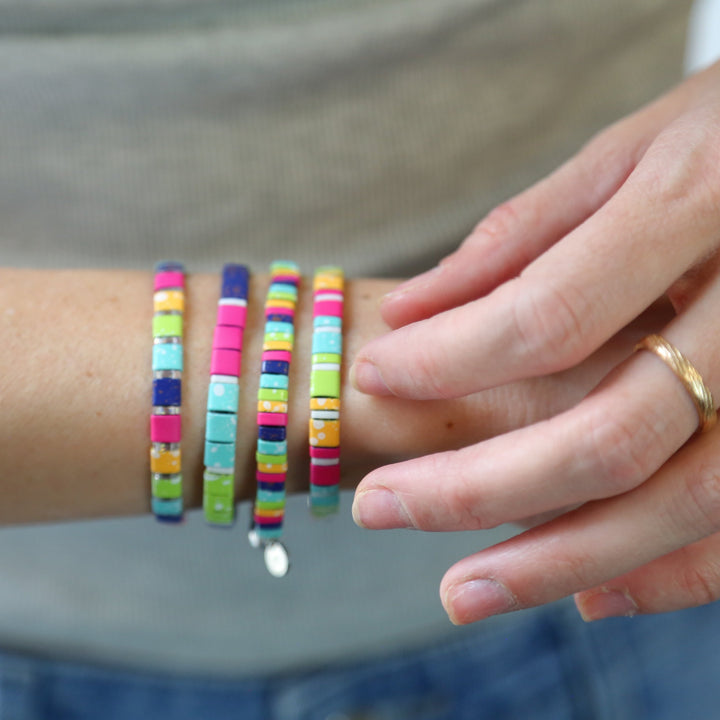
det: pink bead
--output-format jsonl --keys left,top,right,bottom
{"left": 310, "top": 463, "right": 341, "bottom": 486}
{"left": 154, "top": 271, "right": 185, "bottom": 291}
{"left": 262, "top": 350, "right": 292, "bottom": 363}
{"left": 150, "top": 414, "right": 182, "bottom": 444}
{"left": 272, "top": 275, "right": 299, "bottom": 286}
{"left": 217, "top": 304, "right": 247, "bottom": 328}
{"left": 213, "top": 325, "right": 243, "bottom": 351}
{"left": 257, "top": 412, "right": 287, "bottom": 427}
{"left": 310, "top": 446, "right": 341, "bottom": 459}
{"left": 265, "top": 305, "right": 295, "bottom": 318}
{"left": 256, "top": 471, "right": 286, "bottom": 484}
{"left": 211, "top": 348, "right": 241, "bottom": 376}
{"left": 313, "top": 300, "right": 343, "bottom": 318}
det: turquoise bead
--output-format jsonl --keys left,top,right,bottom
{"left": 264, "top": 321, "right": 294, "bottom": 335}
{"left": 207, "top": 382, "right": 239, "bottom": 413}
{"left": 257, "top": 488, "right": 286, "bottom": 503}
{"left": 152, "top": 496, "right": 183, "bottom": 517}
{"left": 152, "top": 343, "right": 183, "bottom": 372}
{"left": 312, "top": 331, "right": 342, "bottom": 355}
{"left": 205, "top": 411, "right": 237, "bottom": 443}
{"left": 257, "top": 439, "right": 288, "bottom": 455}
{"left": 260, "top": 373, "right": 289, "bottom": 390}
{"left": 204, "top": 440, "right": 235, "bottom": 470}
{"left": 314, "top": 315, "right": 342, "bottom": 328}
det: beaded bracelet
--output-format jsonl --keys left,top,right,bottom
{"left": 150, "top": 261, "right": 186, "bottom": 522}
{"left": 309, "top": 266, "right": 344, "bottom": 515}
{"left": 248, "top": 260, "right": 300, "bottom": 577}
{"left": 203, "top": 264, "right": 250, "bottom": 527}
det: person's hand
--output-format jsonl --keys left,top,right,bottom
{"left": 350, "top": 60, "right": 720, "bottom": 624}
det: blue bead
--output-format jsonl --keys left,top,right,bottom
{"left": 313, "top": 316, "right": 342, "bottom": 328}
{"left": 310, "top": 485, "right": 340, "bottom": 499}
{"left": 152, "top": 343, "right": 183, "bottom": 372}
{"left": 152, "top": 377, "right": 181, "bottom": 406}
{"left": 155, "top": 260, "right": 185, "bottom": 273}
{"left": 261, "top": 360, "right": 289, "bottom": 375}
{"left": 260, "top": 373, "right": 289, "bottom": 390}
{"left": 257, "top": 439, "right": 287, "bottom": 455}
{"left": 266, "top": 313, "right": 294, "bottom": 324}
{"left": 312, "top": 331, "right": 342, "bottom": 355}
{"left": 255, "top": 519, "right": 283, "bottom": 530}
{"left": 207, "top": 382, "right": 239, "bottom": 413}
{"left": 221, "top": 264, "right": 249, "bottom": 300}
{"left": 258, "top": 481, "right": 285, "bottom": 492}
{"left": 258, "top": 425, "right": 286, "bottom": 442}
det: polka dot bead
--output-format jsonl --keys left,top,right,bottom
{"left": 308, "top": 266, "right": 344, "bottom": 516}
{"left": 202, "top": 264, "right": 250, "bottom": 527}
{"left": 151, "top": 261, "right": 185, "bottom": 522}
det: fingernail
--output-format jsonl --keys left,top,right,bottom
{"left": 382, "top": 265, "right": 443, "bottom": 301}
{"left": 575, "top": 587, "right": 638, "bottom": 622}
{"left": 444, "top": 579, "right": 516, "bottom": 625}
{"left": 352, "top": 489, "right": 413, "bottom": 529}
{"left": 349, "top": 360, "right": 392, "bottom": 396}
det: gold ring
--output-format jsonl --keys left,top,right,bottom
{"left": 635, "top": 334, "right": 716, "bottom": 434}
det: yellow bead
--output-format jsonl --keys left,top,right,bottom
{"left": 313, "top": 274, "right": 344, "bottom": 292}
{"left": 309, "top": 397, "right": 340, "bottom": 411}
{"left": 308, "top": 418, "right": 340, "bottom": 447}
{"left": 265, "top": 299, "right": 295, "bottom": 310}
{"left": 150, "top": 447, "right": 181, "bottom": 474}
{"left": 263, "top": 340, "right": 293, "bottom": 352}
{"left": 258, "top": 462, "right": 288, "bottom": 474}
{"left": 257, "top": 400, "right": 289, "bottom": 414}
{"left": 153, "top": 290, "right": 184, "bottom": 313}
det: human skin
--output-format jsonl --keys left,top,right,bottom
{"left": 0, "top": 267, "right": 644, "bottom": 526}
{"left": 351, "top": 59, "right": 720, "bottom": 623}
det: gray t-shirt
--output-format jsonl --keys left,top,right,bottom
{"left": 0, "top": 0, "right": 688, "bottom": 674}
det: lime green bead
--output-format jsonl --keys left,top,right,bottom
{"left": 312, "top": 353, "right": 341, "bottom": 365}
{"left": 153, "top": 314, "right": 183, "bottom": 338}
{"left": 255, "top": 499, "right": 286, "bottom": 512}
{"left": 204, "top": 493, "right": 234, "bottom": 525}
{"left": 310, "top": 368, "right": 340, "bottom": 398}
{"left": 257, "top": 388, "right": 289, "bottom": 402}
{"left": 203, "top": 471, "right": 234, "bottom": 499}
{"left": 152, "top": 474, "right": 183, "bottom": 499}
{"left": 255, "top": 452, "right": 288, "bottom": 465}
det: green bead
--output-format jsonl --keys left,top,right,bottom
{"left": 203, "top": 471, "right": 234, "bottom": 499}
{"left": 264, "top": 331, "right": 293, "bottom": 343}
{"left": 267, "top": 291, "right": 296, "bottom": 303}
{"left": 312, "top": 353, "right": 341, "bottom": 365}
{"left": 152, "top": 474, "right": 183, "bottom": 499}
{"left": 310, "top": 504, "right": 339, "bottom": 517}
{"left": 310, "top": 368, "right": 341, "bottom": 398}
{"left": 256, "top": 452, "right": 288, "bottom": 465}
{"left": 153, "top": 314, "right": 183, "bottom": 338}
{"left": 257, "top": 388, "right": 289, "bottom": 402}
{"left": 204, "top": 493, "right": 234, "bottom": 525}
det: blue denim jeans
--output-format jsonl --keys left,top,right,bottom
{"left": 1, "top": 600, "right": 719, "bottom": 720}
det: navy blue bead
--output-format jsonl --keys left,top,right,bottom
{"left": 155, "top": 260, "right": 185, "bottom": 273}
{"left": 221, "top": 264, "right": 250, "bottom": 300}
{"left": 266, "top": 312, "right": 294, "bottom": 324}
{"left": 152, "top": 377, "right": 181, "bottom": 406}
{"left": 258, "top": 426, "right": 286, "bottom": 442}
{"left": 261, "top": 360, "right": 289, "bottom": 375}
{"left": 258, "top": 481, "right": 285, "bottom": 493}
{"left": 155, "top": 513, "right": 183, "bottom": 524}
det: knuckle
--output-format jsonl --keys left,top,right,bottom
{"left": 467, "top": 201, "right": 522, "bottom": 250}
{"left": 441, "top": 449, "right": 495, "bottom": 530}
{"left": 408, "top": 339, "right": 455, "bottom": 399}
{"left": 582, "top": 403, "right": 662, "bottom": 496}
{"left": 509, "top": 279, "right": 591, "bottom": 373}
{"left": 677, "top": 557, "right": 720, "bottom": 607}
{"left": 681, "top": 461, "right": 720, "bottom": 538}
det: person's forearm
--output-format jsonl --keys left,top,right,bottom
{"left": 0, "top": 267, "right": 516, "bottom": 525}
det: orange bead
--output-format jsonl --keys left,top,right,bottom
{"left": 308, "top": 418, "right": 340, "bottom": 447}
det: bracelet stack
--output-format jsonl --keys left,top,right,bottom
{"left": 309, "top": 266, "right": 344, "bottom": 516}
{"left": 150, "top": 260, "right": 345, "bottom": 574}
{"left": 203, "top": 264, "right": 250, "bottom": 527}
{"left": 249, "top": 261, "right": 300, "bottom": 577}
{"left": 150, "top": 261, "right": 186, "bottom": 522}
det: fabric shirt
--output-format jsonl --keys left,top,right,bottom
{"left": 0, "top": 0, "right": 689, "bottom": 674}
